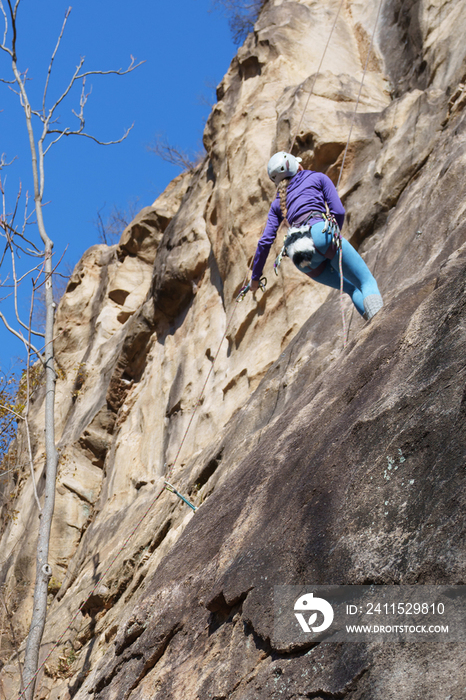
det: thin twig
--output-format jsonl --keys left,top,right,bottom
{"left": 0, "top": 153, "right": 16, "bottom": 169}
{"left": 0, "top": 1, "right": 12, "bottom": 57}
{"left": 147, "top": 133, "right": 198, "bottom": 170}
{"left": 0, "top": 403, "right": 23, "bottom": 421}
{"left": 6, "top": 0, "right": 18, "bottom": 61}
{"left": 41, "top": 57, "right": 85, "bottom": 124}
{"left": 42, "top": 7, "right": 71, "bottom": 115}
{"left": 6, "top": 229, "right": 45, "bottom": 338}
{"left": 41, "top": 55, "right": 143, "bottom": 127}
{"left": 10, "top": 179, "right": 21, "bottom": 225}
{"left": 0, "top": 466, "right": 19, "bottom": 477}
{"left": 76, "top": 55, "right": 144, "bottom": 80}
{"left": 0, "top": 0, "right": 8, "bottom": 48}
{"left": 0, "top": 311, "right": 43, "bottom": 359}
{"left": 45, "top": 124, "right": 134, "bottom": 150}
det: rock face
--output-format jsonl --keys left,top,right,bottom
{"left": 1, "top": 0, "right": 465, "bottom": 698}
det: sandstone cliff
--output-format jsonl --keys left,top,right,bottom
{"left": 1, "top": 0, "right": 465, "bottom": 698}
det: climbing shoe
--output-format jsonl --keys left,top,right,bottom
{"left": 363, "top": 294, "right": 383, "bottom": 320}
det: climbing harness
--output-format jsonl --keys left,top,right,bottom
{"left": 274, "top": 210, "right": 341, "bottom": 276}
{"left": 164, "top": 481, "right": 197, "bottom": 511}
{"left": 236, "top": 276, "right": 267, "bottom": 302}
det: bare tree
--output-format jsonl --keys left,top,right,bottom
{"left": 0, "top": 3, "right": 141, "bottom": 698}
{"left": 147, "top": 133, "right": 201, "bottom": 171}
{"left": 94, "top": 198, "right": 140, "bottom": 246}
{"left": 211, "top": 0, "right": 266, "bottom": 44}
{"left": 196, "top": 78, "right": 219, "bottom": 110}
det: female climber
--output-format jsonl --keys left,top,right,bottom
{"left": 249, "top": 151, "right": 383, "bottom": 320}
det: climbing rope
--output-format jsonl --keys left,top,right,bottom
{"left": 335, "top": 0, "right": 384, "bottom": 345}
{"left": 289, "top": 0, "right": 345, "bottom": 154}
{"left": 337, "top": 0, "right": 384, "bottom": 189}
{"left": 286, "top": 0, "right": 383, "bottom": 348}
{"left": 286, "top": 0, "right": 347, "bottom": 343}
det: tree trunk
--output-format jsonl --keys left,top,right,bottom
{"left": 11, "top": 54, "right": 59, "bottom": 699}
{"left": 21, "top": 253, "right": 58, "bottom": 700}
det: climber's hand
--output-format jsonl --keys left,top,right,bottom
{"left": 250, "top": 279, "right": 260, "bottom": 292}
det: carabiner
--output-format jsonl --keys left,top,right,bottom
{"left": 258, "top": 276, "right": 267, "bottom": 292}
{"left": 236, "top": 283, "right": 251, "bottom": 302}
{"left": 235, "top": 276, "right": 267, "bottom": 302}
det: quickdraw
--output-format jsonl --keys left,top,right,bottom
{"left": 164, "top": 481, "right": 197, "bottom": 511}
{"left": 236, "top": 275, "right": 267, "bottom": 302}
{"left": 274, "top": 209, "right": 342, "bottom": 275}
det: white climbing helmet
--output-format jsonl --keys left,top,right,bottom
{"left": 267, "top": 152, "right": 302, "bottom": 185}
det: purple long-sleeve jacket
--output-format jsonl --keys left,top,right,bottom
{"left": 251, "top": 170, "right": 345, "bottom": 280}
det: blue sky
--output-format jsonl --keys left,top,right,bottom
{"left": 0, "top": 0, "right": 238, "bottom": 372}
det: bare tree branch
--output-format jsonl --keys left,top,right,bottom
{"left": 42, "top": 6, "right": 71, "bottom": 114}
{"left": 44, "top": 124, "right": 134, "bottom": 152}
{"left": 11, "top": 261, "right": 44, "bottom": 286}
{"left": 212, "top": 0, "right": 265, "bottom": 44}
{"left": 0, "top": 181, "right": 45, "bottom": 339}
{"left": 42, "top": 70, "right": 136, "bottom": 154}
{"left": 94, "top": 199, "right": 140, "bottom": 245}
{"left": 2, "top": 265, "right": 44, "bottom": 288}
{"left": 40, "top": 54, "right": 143, "bottom": 131}
{"left": 0, "top": 311, "right": 43, "bottom": 359}
{"left": 0, "top": 1, "right": 13, "bottom": 58}
{"left": 147, "top": 133, "right": 199, "bottom": 171}
{"left": 42, "top": 55, "right": 85, "bottom": 123}
{"left": 94, "top": 204, "right": 107, "bottom": 244}
{"left": 0, "top": 1, "right": 8, "bottom": 49}
{"left": 0, "top": 230, "right": 41, "bottom": 258}
{"left": 0, "top": 403, "right": 23, "bottom": 420}
{"left": 0, "top": 153, "right": 15, "bottom": 170}
{"left": 76, "top": 54, "right": 144, "bottom": 80}
{"left": 6, "top": 0, "right": 18, "bottom": 60}
{"left": 0, "top": 466, "right": 19, "bottom": 477}
{"left": 41, "top": 72, "right": 136, "bottom": 157}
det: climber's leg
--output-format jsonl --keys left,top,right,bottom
{"left": 310, "top": 223, "right": 383, "bottom": 319}
{"left": 306, "top": 260, "right": 365, "bottom": 316}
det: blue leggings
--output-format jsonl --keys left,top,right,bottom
{"left": 297, "top": 221, "right": 380, "bottom": 317}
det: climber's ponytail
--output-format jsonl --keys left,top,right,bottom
{"left": 278, "top": 178, "right": 290, "bottom": 223}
